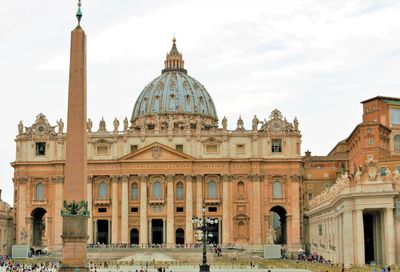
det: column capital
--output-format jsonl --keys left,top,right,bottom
{"left": 121, "top": 175, "right": 129, "bottom": 183}
{"left": 290, "top": 174, "right": 301, "bottom": 182}
{"left": 17, "top": 176, "right": 28, "bottom": 185}
{"left": 184, "top": 174, "right": 193, "bottom": 182}
{"left": 139, "top": 174, "right": 148, "bottom": 182}
{"left": 111, "top": 175, "right": 120, "bottom": 183}
{"left": 87, "top": 176, "right": 94, "bottom": 184}
{"left": 52, "top": 176, "right": 65, "bottom": 184}
{"left": 222, "top": 174, "right": 232, "bottom": 182}
{"left": 195, "top": 174, "right": 204, "bottom": 182}
{"left": 249, "top": 174, "right": 264, "bottom": 182}
{"left": 165, "top": 174, "right": 174, "bottom": 182}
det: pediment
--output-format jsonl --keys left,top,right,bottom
{"left": 120, "top": 142, "right": 194, "bottom": 161}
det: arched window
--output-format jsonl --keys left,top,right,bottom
{"left": 131, "top": 183, "right": 139, "bottom": 200}
{"left": 237, "top": 181, "right": 245, "bottom": 197}
{"left": 98, "top": 182, "right": 108, "bottom": 199}
{"left": 153, "top": 181, "right": 161, "bottom": 198}
{"left": 208, "top": 180, "right": 217, "bottom": 198}
{"left": 35, "top": 183, "right": 45, "bottom": 200}
{"left": 394, "top": 134, "right": 400, "bottom": 152}
{"left": 176, "top": 182, "right": 184, "bottom": 200}
{"left": 272, "top": 181, "right": 282, "bottom": 198}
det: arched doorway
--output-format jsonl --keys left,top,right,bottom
{"left": 269, "top": 206, "right": 287, "bottom": 244}
{"left": 130, "top": 228, "right": 139, "bottom": 245}
{"left": 31, "top": 208, "right": 47, "bottom": 246}
{"left": 175, "top": 228, "right": 184, "bottom": 245}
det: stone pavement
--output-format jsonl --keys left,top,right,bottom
{"left": 93, "top": 266, "right": 311, "bottom": 272}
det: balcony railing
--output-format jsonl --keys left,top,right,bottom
{"left": 94, "top": 198, "right": 111, "bottom": 206}
{"left": 149, "top": 196, "right": 164, "bottom": 205}
{"left": 204, "top": 197, "right": 221, "bottom": 205}
{"left": 32, "top": 199, "right": 47, "bottom": 205}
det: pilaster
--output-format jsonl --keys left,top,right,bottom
{"left": 385, "top": 207, "right": 395, "bottom": 265}
{"left": 184, "top": 174, "right": 194, "bottom": 244}
{"left": 250, "top": 174, "right": 262, "bottom": 246}
{"left": 343, "top": 210, "right": 354, "bottom": 267}
{"left": 111, "top": 175, "right": 119, "bottom": 244}
{"left": 222, "top": 174, "right": 231, "bottom": 245}
{"left": 355, "top": 209, "right": 365, "bottom": 265}
{"left": 139, "top": 175, "right": 148, "bottom": 246}
{"left": 195, "top": 175, "right": 203, "bottom": 217}
{"left": 166, "top": 174, "right": 175, "bottom": 247}
{"left": 87, "top": 176, "right": 93, "bottom": 244}
{"left": 120, "top": 175, "right": 129, "bottom": 244}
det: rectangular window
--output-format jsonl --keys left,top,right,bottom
{"left": 206, "top": 144, "right": 218, "bottom": 153}
{"left": 131, "top": 207, "right": 139, "bottom": 213}
{"left": 236, "top": 144, "right": 245, "bottom": 154}
{"left": 308, "top": 193, "right": 313, "bottom": 201}
{"left": 175, "top": 144, "right": 183, "bottom": 153}
{"left": 98, "top": 208, "right": 107, "bottom": 213}
{"left": 176, "top": 207, "right": 184, "bottom": 212}
{"left": 367, "top": 128, "right": 371, "bottom": 134}
{"left": 35, "top": 142, "right": 46, "bottom": 156}
{"left": 319, "top": 224, "right": 323, "bottom": 236}
{"left": 380, "top": 167, "right": 387, "bottom": 176}
{"left": 368, "top": 138, "right": 373, "bottom": 145}
{"left": 208, "top": 206, "right": 217, "bottom": 212}
{"left": 390, "top": 108, "right": 400, "bottom": 125}
{"left": 271, "top": 139, "right": 282, "bottom": 153}
{"left": 130, "top": 145, "right": 138, "bottom": 152}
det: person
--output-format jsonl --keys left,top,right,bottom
{"left": 341, "top": 264, "right": 345, "bottom": 272}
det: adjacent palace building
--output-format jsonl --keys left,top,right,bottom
{"left": 5, "top": 18, "right": 400, "bottom": 267}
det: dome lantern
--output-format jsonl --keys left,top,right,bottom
{"left": 162, "top": 37, "right": 187, "bottom": 74}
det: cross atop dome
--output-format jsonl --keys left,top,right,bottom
{"left": 162, "top": 37, "right": 187, "bottom": 74}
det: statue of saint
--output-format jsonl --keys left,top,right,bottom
{"left": 293, "top": 117, "right": 299, "bottom": 131}
{"left": 354, "top": 169, "right": 362, "bottom": 183}
{"left": 87, "top": 118, "right": 93, "bottom": 133}
{"left": 99, "top": 118, "right": 107, "bottom": 132}
{"left": 113, "top": 118, "right": 119, "bottom": 132}
{"left": 237, "top": 115, "right": 244, "bottom": 130}
{"left": 267, "top": 225, "right": 276, "bottom": 245}
{"left": 252, "top": 115, "right": 259, "bottom": 131}
{"left": 57, "top": 119, "right": 64, "bottom": 133}
{"left": 18, "top": 121, "right": 24, "bottom": 135}
{"left": 123, "top": 117, "right": 129, "bottom": 132}
{"left": 222, "top": 116, "right": 227, "bottom": 130}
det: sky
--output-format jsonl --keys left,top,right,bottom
{"left": 1, "top": 0, "right": 400, "bottom": 205}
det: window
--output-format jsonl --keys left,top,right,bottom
{"left": 152, "top": 181, "right": 162, "bottom": 198}
{"left": 368, "top": 155, "right": 374, "bottom": 160}
{"left": 208, "top": 181, "right": 217, "bottom": 198}
{"left": 394, "top": 134, "right": 400, "bottom": 152}
{"left": 130, "top": 145, "right": 138, "bottom": 152}
{"left": 98, "top": 182, "right": 108, "bottom": 199}
{"left": 308, "top": 193, "right": 313, "bottom": 201}
{"left": 206, "top": 144, "right": 218, "bottom": 153}
{"left": 390, "top": 108, "right": 400, "bottom": 125}
{"left": 271, "top": 139, "right": 282, "bottom": 153}
{"left": 131, "top": 207, "right": 138, "bottom": 213}
{"left": 319, "top": 224, "right": 323, "bottom": 236}
{"left": 236, "top": 144, "right": 245, "bottom": 154}
{"left": 367, "top": 128, "right": 371, "bottom": 134}
{"left": 397, "top": 166, "right": 400, "bottom": 172}
{"left": 237, "top": 181, "right": 245, "bottom": 197}
{"left": 176, "top": 207, "right": 184, "bottom": 212}
{"left": 175, "top": 144, "right": 183, "bottom": 153}
{"left": 35, "top": 183, "right": 45, "bottom": 200}
{"left": 208, "top": 206, "right": 217, "bottom": 212}
{"left": 380, "top": 167, "right": 387, "bottom": 176}
{"left": 35, "top": 142, "right": 46, "bottom": 156}
{"left": 368, "top": 138, "right": 373, "bottom": 145}
{"left": 176, "top": 182, "right": 184, "bottom": 199}
{"left": 98, "top": 208, "right": 107, "bottom": 213}
{"left": 272, "top": 181, "right": 282, "bottom": 198}
{"left": 131, "top": 183, "right": 139, "bottom": 200}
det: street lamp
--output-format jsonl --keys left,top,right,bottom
{"left": 192, "top": 207, "right": 219, "bottom": 272}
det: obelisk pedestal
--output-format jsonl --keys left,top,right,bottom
{"left": 60, "top": 2, "right": 89, "bottom": 271}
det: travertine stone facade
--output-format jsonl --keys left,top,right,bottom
{"left": 12, "top": 40, "right": 303, "bottom": 253}
{"left": 0, "top": 190, "right": 13, "bottom": 255}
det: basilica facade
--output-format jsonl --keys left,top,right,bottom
{"left": 12, "top": 39, "right": 303, "bottom": 252}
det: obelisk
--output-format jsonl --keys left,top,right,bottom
{"left": 60, "top": 1, "right": 89, "bottom": 271}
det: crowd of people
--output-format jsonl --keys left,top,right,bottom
{"left": 87, "top": 242, "right": 233, "bottom": 250}
{"left": 0, "top": 256, "right": 60, "bottom": 272}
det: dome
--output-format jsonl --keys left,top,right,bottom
{"left": 131, "top": 38, "right": 218, "bottom": 128}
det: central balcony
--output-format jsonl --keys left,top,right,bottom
{"left": 94, "top": 198, "right": 111, "bottom": 206}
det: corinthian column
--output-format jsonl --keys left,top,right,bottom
{"left": 222, "top": 174, "right": 231, "bottom": 245}
{"left": 196, "top": 175, "right": 203, "bottom": 217}
{"left": 251, "top": 174, "right": 262, "bottom": 246}
{"left": 166, "top": 175, "right": 175, "bottom": 247}
{"left": 120, "top": 175, "right": 129, "bottom": 244}
{"left": 111, "top": 175, "right": 119, "bottom": 244}
{"left": 185, "top": 175, "right": 194, "bottom": 244}
{"left": 87, "top": 176, "right": 93, "bottom": 244}
{"left": 139, "top": 175, "right": 148, "bottom": 246}
{"left": 385, "top": 207, "right": 395, "bottom": 265}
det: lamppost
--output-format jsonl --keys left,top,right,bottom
{"left": 192, "top": 207, "right": 218, "bottom": 272}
